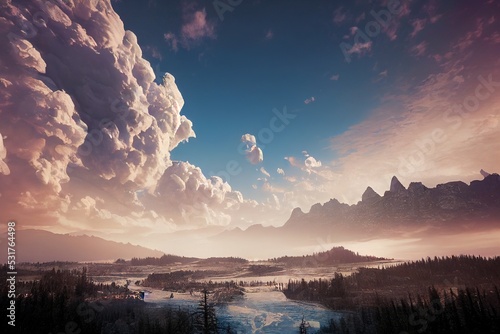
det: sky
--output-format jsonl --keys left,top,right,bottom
{"left": 0, "top": 0, "right": 499, "bottom": 257}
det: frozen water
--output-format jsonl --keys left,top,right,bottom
{"left": 144, "top": 287, "right": 341, "bottom": 333}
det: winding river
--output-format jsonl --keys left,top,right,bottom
{"left": 142, "top": 287, "right": 342, "bottom": 333}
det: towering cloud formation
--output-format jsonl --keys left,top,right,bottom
{"left": 0, "top": 0, "right": 238, "bottom": 232}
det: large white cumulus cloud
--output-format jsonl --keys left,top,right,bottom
{"left": 0, "top": 0, "right": 237, "bottom": 231}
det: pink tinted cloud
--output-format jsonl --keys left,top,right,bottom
{"left": 164, "top": 8, "right": 216, "bottom": 51}
{"left": 333, "top": 7, "right": 347, "bottom": 25}
{"left": 410, "top": 18, "right": 427, "bottom": 38}
{"left": 144, "top": 45, "right": 163, "bottom": 60}
{"left": 348, "top": 41, "right": 372, "bottom": 56}
{"left": 164, "top": 32, "right": 179, "bottom": 52}
{"left": 181, "top": 9, "right": 215, "bottom": 41}
{"left": 453, "top": 19, "right": 484, "bottom": 51}
{"left": 411, "top": 41, "right": 427, "bottom": 57}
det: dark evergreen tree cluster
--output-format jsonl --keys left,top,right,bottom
{"left": 285, "top": 273, "right": 347, "bottom": 302}
{"left": 128, "top": 255, "right": 247, "bottom": 266}
{"left": 130, "top": 254, "right": 199, "bottom": 266}
{"left": 352, "top": 255, "right": 500, "bottom": 289}
{"left": 0, "top": 266, "right": 236, "bottom": 333}
{"left": 142, "top": 270, "right": 225, "bottom": 290}
{"left": 269, "top": 246, "right": 387, "bottom": 267}
{"left": 286, "top": 256, "right": 500, "bottom": 333}
{"left": 196, "top": 257, "right": 249, "bottom": 265}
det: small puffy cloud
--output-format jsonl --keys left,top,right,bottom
{"left": 164, "top": 32, "right": 179, "bottom": 52}
{"left": 330, "top": 74, "right": 340, "bottom": 81}
{"left": 350, "top": 41, "right": 372, "bottom": 55}
{"left": 241, "top": 134, "right": 263, "bottom": 164}
{"left": 277, "top": 168, "right": 285, "bottom": 176}
{"left": 284, "top": 156, "right": 302, "bottom": 168}
{"left": 241, "top": 133, "right": 257, "bottom": 146}
{"left": 246, "top": 145, "right": 264, "bottom": 165}
{"left": 304, "top": 96, "right": 316, "bottom": 104}
{"left": 164, "top": 7, "right": 216, "bottom": 51}
{"left": 286, "top": 154, "right": 322, "bottom": 174}
{"left": 260, "top": 167, "right": 270, "bottom": 178}
{"left": 181, "top": 9, "right": 215, "bottom": 41}
{"left": 305, "top": 156, "right": 322, "bottom": 169}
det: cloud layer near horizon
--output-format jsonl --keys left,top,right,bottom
{"left": 0, "top": 0, "right": 249, "bottom": 234}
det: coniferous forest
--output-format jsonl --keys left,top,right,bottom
{"left": 2, "top": 255, "right": 500, "bottom": 333}
{"left": 0, "top": 266, "right": 233, "bottom": 333}
{"left": 286, "top": 255, "right": 500, "bottom": 333}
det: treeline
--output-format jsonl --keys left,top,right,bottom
{"left": 129, "top": 254, "right": 199, "bottom": 266}
{"left": 196, "top": 257, "right": 248, "bottom": 265}
{"left": 286, "top": 255, "right": 500, "bottom": 303}
{"left": 143, "top": 270, "right": 221, "bottom": 289}
{"left": 285, "top": 255, "right": 500, "bottom": 333}
{"left": 0, "top": 267, "right": 235, "bottom": 333}
{"left": 315, "top": 286, "right": 500, "bottom": 333}
{"left": 352, "top": 255, "right": 500, "bottom": 289}
{"left": 269, "top": 246, "right": 387, "bottom": 267}
{"left": 142, "top": 270, "right": 247, "bottom": 296}
{"left": 127, "top": 254, "right": 248, "bottom": 266}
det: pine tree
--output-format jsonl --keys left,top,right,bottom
{"left": 195, "top": 289, "right": 218, "bottom": 334}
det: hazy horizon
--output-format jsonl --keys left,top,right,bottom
{"left": 1, "top": 0, "right": 499, "bottom": 261}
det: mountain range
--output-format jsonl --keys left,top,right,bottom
{"left": 0, "top": 229, "right": 163, "bottom": 263}
{"left": 213, "top": 173, "right": 500, "bottom": 250}
{"left": 3, "top": 173, "right": 499, "bottom": 262}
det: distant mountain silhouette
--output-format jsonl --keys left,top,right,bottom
{"left": 0, "top": 229, "right": 163, "bottom": 263}
{"left": 215, "top": 173, "right": 500, "bottom": 249}
{"left": 283, "top": 173, "right": 500, "bottom": 234}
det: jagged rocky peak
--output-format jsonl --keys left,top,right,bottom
{"left": 323, "top": 198, "right": 343, "bottom": 209}
{"left": 480, "top": 169, "right": 491, "bottom": 178}
{"left": 309, "top": 203, "right": 324, "bottom": 214}
{"left": 436, "top": 181, "right": 468, "bottom": 193}
{"left": 362, "top": 186, "right": 381, "bottom": 202}
{"left": 290, "top": 207, "right": 305, "bottom": 219}
{"left": 390, "top": 176, "right": 406, "bottom": 193}
{"left": 408, "top": 182, "right": 428, "bottom": 193}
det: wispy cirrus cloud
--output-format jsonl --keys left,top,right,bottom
{"left": 411, "top": 41, "right": 427, "bottom": 56}
{"left": 330, "top": 74, "right": 340, "bottom": 81}
{"left": 410, "top": 18, "right": 427, "bottom": 38}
